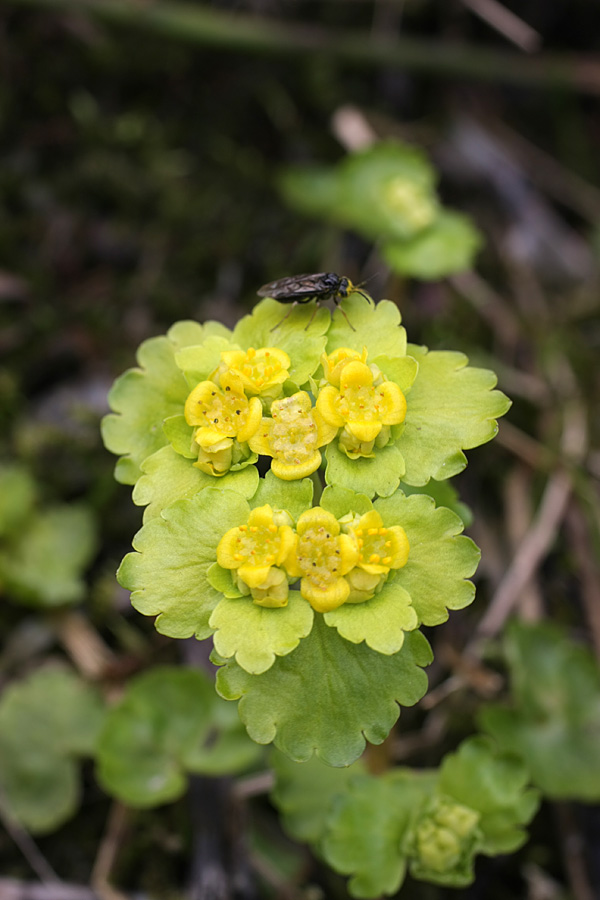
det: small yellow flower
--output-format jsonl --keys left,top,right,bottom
{"left": 217, "top": 346, "right": 291, "bottom": 401}
{"left": 349, "top": 509, "right": 409, "bottom": 575}
{"left": 217, "top": 505, "right": 295, "bottom": 608}
{"left": 316, "top": 360, "right": 406, "bottom": 449}
{"left": 340, "top": 509, "right": 409, "bottom": 603}
{"left": 249, "top": 392, "right": 338, "bottom": 480}
{"left": 321, "top": 346, "right": 368, "bottom": 387}
{"left": 284, "top": 508, "right": 360, "bottom": 612}
{"left": 184, "top": 371, "right": 262, "bottom": 475}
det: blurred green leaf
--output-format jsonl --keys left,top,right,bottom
{"left": 0, "top": 667, "right": 105, "bottom": 833}
{"left": 479, "top": 622, "right": 600, "bottom": 801}
{"left": 382, "top": 211, "right": 482, "bottom": 279}
{"left": 0, "top": 465, "right": 37, "bottom": 539}
{"left": 0, "top": 504, "right": 97, "bottom": 608}
{"left": 96, "top": 667, "right": 261, "bottom": 807}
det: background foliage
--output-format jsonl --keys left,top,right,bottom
{"left": 1, "top": 0, "right": 600, "bottom": 898}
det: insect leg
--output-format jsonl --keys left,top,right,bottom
{"left": 270, "top": 300, "right": 299, "bottom": 331}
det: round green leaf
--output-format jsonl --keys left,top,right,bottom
{"left": 210, "top": 591, "right": 314, "bottom": 674}
{"left": 0, "top": 465, "right": 36, "bottom": 538}
{"left": 250, "top": 470, "right": 313, "bottom": 522}
{"left": 325, "top": 296, "right": 407, "bottom": 361}
{"left": 271, "top": 750, "right": 365, "bottom": 845}
{"left": 102, "top": 330, "right": 198, "bottom": 485}
{"left": 133, "top": 445, "right": 259, "bottom": 522}
{"left": 216, "top": 618, "right": 432, "bottom": 766}
{"left": 438, "top": 736, "right": 539, "bottom": 855}
{"left": 398, "top": 344, "right": 511, "bottom": 485}
{"left": 323, "top": 771, "right": 433, "bottom": 898}
{"left": 324, "top": 583, "right": 417, "bottom": 655}
{"left": 118, "top": 489, "right": 250, "bottom": 640}
{"left": 479, "top": 622, "right": 600, "bottom": 801}
{"left": 374, "top": 492, "right": 480, "bottom": 626}
{"left": 0, "top": 504, "right": 97, "bottom": 608}
{"left": 0, "top": 666, "right": 104, "bottom": 833}
{"left": 96, "top": 667, "right": 260, "bottom": 808}
{"left": 382, "top": 211, "right": 482, "bottom": 280}
{"left": 324, "top": 441, "right": 405, "bottom": 500}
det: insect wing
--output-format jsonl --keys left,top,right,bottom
{"left": 257, "top": 273, "right": 334, "bottom": 300}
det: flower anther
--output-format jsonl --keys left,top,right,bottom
{"left": 284, "top": 508, "right": 360, "bottom": 612}
{"left": 218, "top": 346, "right": 291, "bottom": 400}
{"left": 249, "top": 391, "right": 338, "bottom": 480}
{"left": 316, "top": 360, "right": 406, "bottom": 451}
{"left": 217, "top": 504, "right": 295, "bottom": 607}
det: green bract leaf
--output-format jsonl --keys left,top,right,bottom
{"left": 209, "top": 591, "right": 314, "bottom": 675}
{"left": 324, "top": 583, "right": 417, "bottom": 655}
{"left": 0, "top": 464, "right": 36, "bottom": 538}
{"left": 133, "top": 445, "right": 259, "bottom": 521}
{"left": 96, "top": 667, "right": 261, "bottom": 807}
{"left": 118, "top": 489, "right": 250, "bottom": 640}
{"left": 0, "top": 504, "right": 97, "bottom": 607}
{"left": 233, "top": 298, "right": 329, "bottom": 387}
{"left": 216, "top": 619, "right": 431, "bottom": 766}
{"left": 320, "top": 485, "right": 373, "bottom": 519}
{"left": 325, "top": 441, "right": 406, "bottom": 500}
{"left": 438, "top": 736, "right": 539, "bottom": 856}
{"left": 102, "top": 323, "right": 205, "bottom": 485}
{"left": 323, "top": 771, "right": 434, "bottom": 898}
{"left": 375, "top": 491, "right": 479, "bottom": 626}
{"left": 382, "top": 211, "right": 482, "bottom": 279}
{"left": 278, "top": 165, "right": 341, "bottom": 222}
{"left": 400, "top": 479, "right": 473, "bottom": 528}
{"left": 174, "top": 333, "right": 234, "bottom": 385}
{"left": 270, "top": 751, "right": 365, "bottom": 844}
{"left": 0, "top": 666, "right": 104, "bottom": 833}
{"left": 399, "top": 344, "right": 511, "bottom": 485}
{"left": 479, "top": 622, "right": 600, "bottom": 801}
{"left": 250, "top": 470, "right": 313, "bottom": 522}
{"left": 321, "top": 737, "right": 537, "bottom": 897}
{"left": 326, "top": 296, "right": 407, "bottom": 361}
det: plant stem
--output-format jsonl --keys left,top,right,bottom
{"left": 8, "top": 0, "right": 600, "bottom": 95}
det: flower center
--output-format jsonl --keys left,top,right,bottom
{"left": 353, "top": 525, "right": 394, "bottom": 567}
{"left": 196, "top": 387, "right": 250, "bottom": 437}
{"left": 232, "top": 522, "right": 282, "bottom": 568}
{"left": 337, "top": 382, "right": 384, "bottom": 424}
{"left": 295, "top": 525, "right": 342, "bottom": 590}
{"left": 238, "top": 348, "right": 286, "bottom": 391}
{"left": 269, "top": 396, "right": 319, "bottom": 464}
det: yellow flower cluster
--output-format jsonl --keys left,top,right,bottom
{"left": 184, "top": 346, "right": 291, "bottom": 476}
{"left": 184, "top": 343, "right": 408, "bottom": 478}
{"left": 217, "top": 504, "right": 409, "bottom": 613}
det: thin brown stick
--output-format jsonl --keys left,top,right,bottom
{"left": 90, "top": 803, "right": 129, "bottom": 900}
{"left": 470, "top": 467, "right": 572, "bottom": 650}
{"left": 461, "top": 0, "right": 541, "bottom": 52}
{"left": 0, "top": 880, "right": 99, "bottom": 900}
{"left": 52, "top": 611, "right": 117, "bottom": 681}
{"left": 0, "top": 792, "right": 59, "bottom": 884}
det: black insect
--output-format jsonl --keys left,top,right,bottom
{"left": 257, "top": 272, "right": 371, "bottom": 331}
